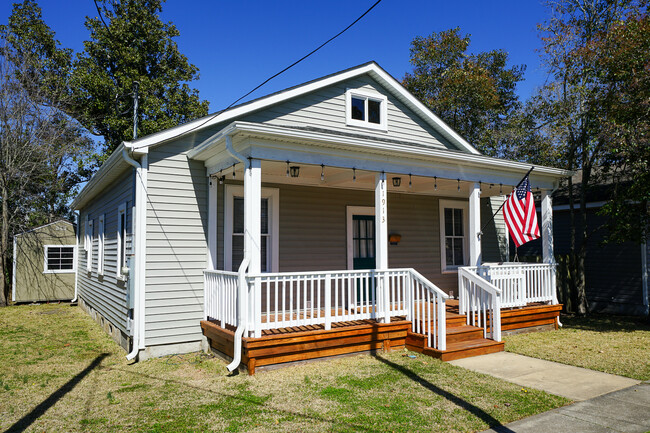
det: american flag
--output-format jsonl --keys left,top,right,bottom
{"left": 503, "top": 176, "right": 540, "bottom": 247}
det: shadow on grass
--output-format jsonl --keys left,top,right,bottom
{"left": 372, "top": 354, "right": 515, "bottom": 433}
{"left": 560, "top": 314, "right": 650, "bottom": 333}
{"left": 4, "top": 353, "right": 109, "bottom": 433}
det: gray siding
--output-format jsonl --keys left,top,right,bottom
{"left": 77, "top": 169, "right": 134, "bottom": 334}
{"left": 242, "top": 75, "right": 460, "bottom": 151}
{"left": 218, "top": 183, "right": 460, "bottom": 294}
{"left": 481, "top": 196, "right": 508, "bottom": 262}
{"left": 145, "top": 141, "right": 208, "bottom": 347}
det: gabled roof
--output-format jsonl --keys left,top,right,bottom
{"left": 128, "top": 61, "right": 481, "bottom": 155}
{"left": 14, "top": 220, "right": 75, "bottom": 237}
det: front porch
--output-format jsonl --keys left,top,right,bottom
{"left": 201, "top": 263, "right": 561, "bottom": 374}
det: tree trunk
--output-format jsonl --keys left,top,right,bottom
{"left": 0, "top": 184, "right": 8, "bottom": 307}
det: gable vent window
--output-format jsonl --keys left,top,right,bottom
{"left": 346, "top": 89, "right": 387, "bottom": 131}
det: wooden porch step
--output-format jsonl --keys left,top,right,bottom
{"left": 446, "top": 324, "right": 485, "bottom": 344}
{"left": 423, "top": 338, "right": 504, "bottom": 362}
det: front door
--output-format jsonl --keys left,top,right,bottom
{"left": 352, "top": 215, "right": 376, "bottom": 270}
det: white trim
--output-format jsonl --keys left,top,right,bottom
{"left": 345, "top": 88, "right": 388, "bottom": 131}
{"left": 117, "top": 202, "right": 127, "bottom": 279}
{"left": 207, "top": 176, "right": 217, "bottom": 270}
{"left": 346, "top": 206, "right": 375, "bottom": 270}
{"left": 43, "top": 244, "right": 77, "bottom": 274}
{"left": 12, "top": 236, "right": 17, "bottom": 303}
{"left": 97, "top": 214, "right": 105, "bottom": 275}
{"left": 224, "top": 184, "right": 279, "bottom": 273}
{"left": 439, "top": 199, "right": 469, "bottom": 273}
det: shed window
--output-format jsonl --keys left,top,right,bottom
{"left": 45, "top": 246, "right": 75, "bottom": 272}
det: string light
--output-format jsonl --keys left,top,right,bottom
{"left": 500, "top": 183, "right": 503, "bottom": 194}
{"left": 409, "top": 173, "right": 412, "bottom": 188}
{"left": 232, "top": 163, "right": 236, "bottom": 178}
{"left": 479, "top": 181, "right": 482, "bottom": 192}
{"left": 321, "top": 164, "right": 325, "bottom": 181}
{"left": 352, "top": 167, "right": 356, "bottom": 182}
{"left": 286, "top": 160, "right": 290, "bottom": 177}
{"left": 434, "top": 176, "right": 437, "bottom": 191}
{"left": 457, "top": 178, "right": 460, "bottom": 192}
{"left": 490, "top": 183, "right": 494, "bottom": 189}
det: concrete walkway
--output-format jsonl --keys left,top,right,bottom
{"left": 449, "top": 352, "right": 649, "bottom": 432}
{"left": 450, "top": 352, "right": 639, "bottom": 401}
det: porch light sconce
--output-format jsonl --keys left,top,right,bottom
{"left": 389, "top": 234, "right": 401, "bottom": 245}
{"left": 392, "top": 177, "right": 401, "bottom": 187}
{"left": 290, "top": 166, "right": 300, "bottom": 178}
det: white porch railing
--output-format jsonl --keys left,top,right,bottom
{"left": 458, "top": 267, "right": 502, "bottom": 341}
{"left": 204, "top": 268, "right": 449, "bottom": 351}
{"left": 469, "top": 263, "right": 557, "bottom": 307}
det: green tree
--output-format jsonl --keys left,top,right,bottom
{"left": 403, "top": 28, "right": 528, "bottom": 158}
{"left": 534, "top": 0, "right": 648, "bottom": 314}
{"left": 5, "top": 0, "right": 209, "bottom": 157}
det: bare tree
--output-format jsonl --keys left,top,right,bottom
{"left": 0, "top": 38, "right": 91, "bottom": 306}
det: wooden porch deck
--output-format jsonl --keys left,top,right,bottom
{"left": 201, "top": 301, "right": 561, "bottom": 374}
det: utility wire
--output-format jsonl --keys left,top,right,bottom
{"left": 93, "top": 0, "right": 383, "bottom": 143}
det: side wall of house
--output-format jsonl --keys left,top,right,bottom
{"left": 77, "top": 169, "right": 134, "bottom": 344}
{"left": 217, "top": 183, "right": 461, "bottom": 294}
{"left": 14, "top": 222, "right": 76, "bottom": 302}
{"left": 145, "top": 139, "right": 209, "bottom": 348}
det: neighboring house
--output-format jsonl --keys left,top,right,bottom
{"left": 12, "top": 220, "right": 77, "bottom": 303}
{"left": 517, "top": 174, "right": 650, "bottom": 316}
{"left": 71, "top": 62, "right": 570, "bottom": 366}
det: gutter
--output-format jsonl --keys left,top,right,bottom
{"left": 225, "top": 135, "right": 250, "bottom": 373}
{"left": 122, "top": 143, "right": 148, "bottom": 361}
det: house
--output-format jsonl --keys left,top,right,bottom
{"left": 12, "top": 220, "right": 76, "bottom": 303}
{"left": 516, "top": 173, "right": 650, "bottom": 316}
{"left": 71, "top": 62, "right": 570, "bottom": 370}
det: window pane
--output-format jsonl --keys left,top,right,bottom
{"left": 354, "top": 239, "right": 360, "bottom": 258}
{"left": 445, "top": 238, "right": 453, "bottom": 265}
{"left": 453, "top": 238, "right": 464, "bottom": 265}
{"left": 261, "top": 236, "right": 268, "bottom": 273}
{"left": 367, "top": 239, "right": 374, "bottom": 258}
{"left": 368, "top": 99, "right": 381, "bottom": 124}
{"left": 232, "top": 235, "right": 244, "bottom": 270}
{"left": 454, "top": 209, "right": 463, "bottom": 236}
{"left": 233, "top": 197, "right": 244, "bottom": 233}
{"left": 351, "top": 97, "right": 365, "bottom": 120}
{"left": 261, "top": 199, "right": 269, "bottom": 235}
{"left": 359, "top": 219, "right": 366, "bottom": 238}
{"left": 360, "top": 236, "right": 367, "bottom": 258}
{"left": 353, "top": 219, "right": 359, "bottom": 239}
{"left": 445, "top": 209, "right": 453, "bottom": 236}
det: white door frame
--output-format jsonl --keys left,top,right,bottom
{"left": 346, "top": 206, "right": 375, "bottom": 270}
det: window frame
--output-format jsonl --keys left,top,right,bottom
{"left": 224, "top": 185, "right": 279, "bottom": 273}
{"left": 97, "top": 214, "right": 105, "bottom": 275}
{"left": 116, "top": 203, "right": 127, "bottom": 279}
{"left": 43, "top": 244, "right": 76, "bottom": 274}
{"left": 345, "top": 89, "right": 388, "bottom": 131}
{"left": 439, "top": 199, "right": 469, "bottom": 273}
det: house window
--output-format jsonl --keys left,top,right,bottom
{"left": 439, "top": 200, "right": 469, "bottom": 272}
{"left": 224, "top": 185, "right": 279, "bottom": 273}
{"left": 98, "top": 214, "right": 105, "bottom": 275}
{"left": 345, "top": 89, "right": 387, "bottom": 131}
{"left": 44, "top": 245, "right": 75, "bottom": 273}
{"left": 117, "top": 203, "right": 127, "bottom": 278}
{"left": 86, "top": 217, "right": 94, "bottom": 272}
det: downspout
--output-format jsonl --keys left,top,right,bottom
{"left": 225, "top": 135, "right": 250, "bottom": 372}
{"left": 71, "top": 211, "right": 79, "bottom": 303}
{"left": 122, "top": 143, "right": 148, "bottom": 361}
{"left": 642, "top": 241, "right": 648, "bottom": 316}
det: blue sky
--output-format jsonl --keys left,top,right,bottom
{"left": 1, "top": 0, "right": 552, "bottom": 113}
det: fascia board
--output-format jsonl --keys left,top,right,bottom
{"left": 71, "top": 143, "right": 129, "bottom": 210}
{"left": 193, "top": 121, "right": 572, "bottom": 181}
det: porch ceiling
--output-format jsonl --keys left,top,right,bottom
{"left": 190, "top": 121, "right": 573, "bottom": 192}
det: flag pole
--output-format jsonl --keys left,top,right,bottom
{"left": 479, "top": 166, "right": 535, "bottom": 235}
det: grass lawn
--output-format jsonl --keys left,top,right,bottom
{"left": 0, "top": 304, "right": 568, "bottom": 432}
{"left": 505, "top": 314, "right": 650, "bottom": 381}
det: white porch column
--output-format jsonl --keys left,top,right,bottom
{"left": 541, "top": 190, "right": 554, "bottom": 264}
{"left": 244, "top": 159, "right": 262, "bottom": 337}
{"left": 375, "top": 172, "right": 389, "bottom": 323}
{"left": 207, "top": 176, "right": 217, "bottom": 270}
{"left": 468, "top": 182, "right": 482, "bottom": 267}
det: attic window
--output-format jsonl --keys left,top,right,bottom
{"left": 346, "top": 89, "right": 387, "bottom": 131}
